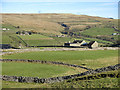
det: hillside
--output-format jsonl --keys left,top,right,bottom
{"left": 1, "top": 13, "right": 118, "bottom": 48}
{"left": 2, "top": 13, "right": 118, "bottom": 34}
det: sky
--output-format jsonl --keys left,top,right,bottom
{"left": 1, "top": 0, "right": 119, "bottom": 19}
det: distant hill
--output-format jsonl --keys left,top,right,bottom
{"left": 1, "top": 13, "right": 118, "bottom": 35}
{"left": 1, "top": 13, "right": 118, "bottom": 48}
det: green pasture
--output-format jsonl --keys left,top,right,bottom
{"left": 18, "top": 34, "right": 51, "bottom": 40}
{"left": 82, "top": 37, "right": 113, "bottom": 44}
{"left": 18, "top": 35, "right": 75, "bottom": 46}
{"left": 3, "top": 50, "right": 118, "bottom": 69}
{"left": 24, "top": 39, "right": 58, "bottom": 46}
{"left": 81, "top": 28, "right": 117, "bottom": 36}
{"left": 2, "top": 35, "right": 13, "bottom": 44}
{"left": 2, "top": 33, "right": 26, "bottom": 48}
{"left": 2, "top": 62, "right": 77, "bottom": 78}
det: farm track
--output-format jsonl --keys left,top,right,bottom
{"left": 1, "top": 47, "right": 118, "bottom": 56}
{"left": 0, "top": 47, "right": 118, "bottom": 57}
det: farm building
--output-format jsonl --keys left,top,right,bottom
{"left": 64, "top": 40, "right": 86, "bottom": 47}
{"left": 56, "top": 34, "right": 66, "bottom": 37}
{"left": 112, "top": 33, "right": 119, "bottom": 35}
{"left": 1, "top": 28, "right": 10, "bottom": 30}
{"left": 0, "top": 44, "right": 11, "bottom": 49}
{"left": 16, "top": 31, "right": 32, "bottom": 35}
{"left": 88, "top": 41, "right": 98, "bottom": 48}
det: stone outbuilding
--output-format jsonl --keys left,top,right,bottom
{"left": 88, "top": 41, "right": 98, "bottom": 48}
{"left": 16, "top": 31, "right": 32, "bottom": 35}
{"left": 2, "top": 28, "right": 10, "bottom": 30}
{"left": 64, "top": 40, "right": 86, "bottom": 47}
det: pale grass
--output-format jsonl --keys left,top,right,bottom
{"left": 2, "top": 13, "right": 117, "bottom": 35}
{"left": 70, "top": 25, "right": 87, "bottom": 30}
{"left": 82, "top": 57, "right": 118, "bottom": 69}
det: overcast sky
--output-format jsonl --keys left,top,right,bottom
{"left": 1, "top": 0, "right": 119, "bottom": 19}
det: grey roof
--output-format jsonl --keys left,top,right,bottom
{"left": 88, "top": 41, "right": 96, "bottom": 45}
{"left": 73, "top": 40, "right": 83, "bottom": 43}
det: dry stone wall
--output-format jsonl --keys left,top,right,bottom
{"left": 0, "top": 59, "right": 92, "bottom": 70}
{"left": 1, "top": 63, "right": 120, "bottom": 84}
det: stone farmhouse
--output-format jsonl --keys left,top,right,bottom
{"left": 64, "top": 40, "right": 98, "bottom": 48}
{"left": 64, "top": 40, "right": 86, "bottom": 47}
{"left": 56, "top": 34, "right": 66, "bottom": 37}
{"left": 88, "top": 41, "right": 98, "bottom": 48}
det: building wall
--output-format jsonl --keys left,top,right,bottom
{"left": 80, "top": 41, "right": 86, "bottom": 46}
{"left": 91, "top": 42, "right": 98, "bottom": 48}
{"left": 70, "top": 43, "right": 81, "bottom": 47}
{"left": 68, "top": 41, "right": 86, "bottom": 47}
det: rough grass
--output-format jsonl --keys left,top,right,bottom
{"left": 2, "top": 62, "right": 81, "bottom": 78}
{"left": 2, "top": 14, "right": 118, "bottom": 35}
{"left": 49, "top": 70, "right": 119, "bottom": 88}
{"left": 3, "top": 50, "right": 118, "bottom": 69}
{"left": 2, "top": 14, "right": 64, "bottom": 35}
{"left": 50, "top": 77, "right": 119, "bottom": 88}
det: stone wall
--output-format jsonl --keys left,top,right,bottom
{"left": 1, "top": 63, "right": 120, "bottom": 84}
{"left": 0, "top": 59, "right": 92, "bottom": 70}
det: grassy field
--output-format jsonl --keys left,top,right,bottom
{"left": 2, "top": 32, "right": 74, "bottom": 47}
{"left": 2, "top": 34, "right": 13, "bottom": 44}
{"left": 2, "top": 33, "right": 26, "bottom": 48}
{"left": 18, "top": 35, "right": 75, "bottom": 46}
{"left": 18, "top": 34, "right": 52, "bottom": 40}
{"left": 81, "top": 28, "right": 117, "bottom": 36}
{"left": 81, "top": 37, "right": 113, "bottom": 44}
{"left": 3, "top": 50, "right": 118, "bottom": 69}
{"left": 2, "top": 62, "right": 83, "bottom": 78}
{"left": 1, "top": 13, "right": 119, "bottom": 88}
